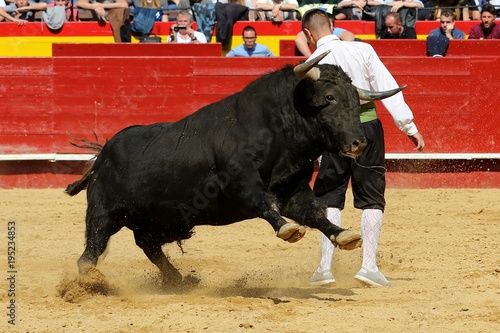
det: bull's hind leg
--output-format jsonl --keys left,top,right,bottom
{"left": 133, "top": 232, "right": 183, "bottom": 286}
{"left": 78, "top": 210, "right": 123, "bottom": 274}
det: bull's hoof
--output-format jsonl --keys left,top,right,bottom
{"left": 162, "top": 269, "right": 183, "bottom": 287}
{"left": 277, "top": 222, "right": 306, "bottom": 243}
{"left": 330, "top": 230, "right": 362, "bottom": 250}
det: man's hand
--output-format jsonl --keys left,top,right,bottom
{"left": 12, "top": 18, "right": 27, "bottom": 26}
{"left": 409, "top": 132, "right": 425, "bottom": 151}
{"left": 444, "top": 24, "right": 454, "bottom": 38}
{"left": 91, "top": 3, "right": 106, "bottom": 17}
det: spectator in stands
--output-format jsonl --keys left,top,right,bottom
{"left": 248, "top": 0, "right": 263, "bottom": 21}
{"left": 462, "top": 0, "right": 480, "bottom": 20}
{"left": 168, "top": 9, "right": 207, "bottom": 43}
{"left": 337, "top": 0, "right": 383, "bottom": 20}
{"left": 226, "top": 25, "right": 274, "bottom": 56}
{"left": 48, "top": 0, "right": 78, "bottom": 21}
{"left": 297, "top": 0, "right": 351, "bottom": 21}
{"left": 163, "top": 0, "right": 190, "bottom": 21}
{"left": 76, "top": 0, "right": 131, "bottom": 42}
{"left": 4, "top": 0, "right": 46, "bottom": 21}
{"left": 427, "top": 9, "right": 464, "bottom": 56}
{"left": 3, "top": 0, "right": 17, "bottom": 14}
{"left": 434, "top": 1, "right": 479, "bottom": 21}
{"left": 0, "top": 0, "right": 27, "bottom": 24}
{"left": 417, "top": 0, "right": 434, "bottom": 20}
{"left": 380, "top": 12, "right": 416, "bottom": 38}
{"left": 385, "top": 0, "right": 423, "bottom": 13}
{"left": 468, "top": 4, "right": 500, "bottom": 39}
{"left": 255, "top": 0, "right": 298, "bottom": 22}
{"left": 295, "top": 11, "right": 355, "bottom": 56}
{"left": 428, "top": 9, "right": 465, "bottom": 40}
{"left": 130, "top": 0, "right": 169, "bottom": 22}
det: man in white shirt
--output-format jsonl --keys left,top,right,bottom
{"left": 302, "top": 9, "right": 424, "bottom": 287}
{"left": 168, "top": 9, "right": 207, "bottom": 43}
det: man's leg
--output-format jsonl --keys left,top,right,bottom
{"left": 351, "top": 119, "right": 391, "bottom": 287}
{"left": 354, "top": 208, "right": 391, "bottom": 287}
{"left": 309, "top": 207, "right": 341, "bottom": 285}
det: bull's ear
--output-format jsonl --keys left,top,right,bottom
{"left": 356, "top": 85, "right": 407, "bottom": 101}
{"left": 294, "top": 50, "right": 330, "bottom": 81}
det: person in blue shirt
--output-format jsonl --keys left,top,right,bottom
{"left": 226, "top": 25, "right": 274, "bottom": 57}
{"left": 428, "top": 9, "right": 465, "bottom": 41}
{"left": 427, "top": 9, "right": 465, "bottom": 57}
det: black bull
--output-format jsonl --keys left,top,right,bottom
{"left": 66, "top": 52, "right": 404, "bottom": 285}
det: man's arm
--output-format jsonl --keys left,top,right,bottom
{"left": 76, "top": 0, "right": 128, "bottom": 10}
{"left": 15, "top": 2, "right": 47, "bottom": 12}
{"left": 0, "top": 6, "right": 27, "bottom": 25}
{"left": 386, "top": 0, "right": 423, "bottom": 13}
{"left": 295, "top": 31, "right": 312, "bottom": 56}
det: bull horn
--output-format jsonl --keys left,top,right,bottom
{"left": 294, "top": 50, "right": 331, "bottom": 81}
{"left": 357, "top": 85, "right": 407, "bottom": 101}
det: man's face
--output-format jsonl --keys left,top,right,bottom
{"left": 385, "top": 17, "right": 401, "bottom": 37}
{"left": 15, "top": 0, "right": 29, "bottom": 6}
{"left": 176, "top": 14, "right": 192, "bottom": 34}
{"left": 440, "top": 15, "right": 454, "bottom": 31}
{"left": 54, "top": 0, "right": 69, "bottom": 6}
{"left": 481, "top": 11, "right": 496, "bottom": 29}
{"left": 242, "top": 30, "right": 256, "bottom": 49}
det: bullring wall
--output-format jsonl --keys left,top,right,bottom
{"left": 0, "top": 45, "right": 499, "bottom": 188}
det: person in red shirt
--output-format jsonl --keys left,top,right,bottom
{"left": 468, "top": 4, "right": 500, "bottom": 40}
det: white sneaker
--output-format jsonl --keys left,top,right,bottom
{"left": 354, "top": 268, "right": 392, "bottom": 287}
{"left": 309, "top": 271, "right": 335, "bottom": 285}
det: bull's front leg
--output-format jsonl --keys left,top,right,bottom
{"left": 259, "top": 196, "right": 307, "bottom": 243}
{"left": 221, "top": 153, "right": 307, "bottom": 243}
{"left": 281, "top": 186, "right": 362, "bottom": 250}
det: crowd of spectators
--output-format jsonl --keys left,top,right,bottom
{"left": 0, "top": 0, "right": 499, "bottom": 43}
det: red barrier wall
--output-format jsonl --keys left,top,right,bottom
{"left": 0, "top": 54, "right": 499, "bottom": 188}
{"left": 280, "top": 39, "right": 500, "bottom": 57}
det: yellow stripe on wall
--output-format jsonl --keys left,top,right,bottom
{"left": 1, "top": 33, "right": 390, "bottom": 57}
{"left": 0, "top": 36, "right": 114, "bottom": 57}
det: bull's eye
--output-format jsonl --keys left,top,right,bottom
{"left": 326, "top": 95, "right": 337, "bottom": 103}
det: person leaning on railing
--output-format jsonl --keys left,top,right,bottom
{"left": 76, "top": 0, "right": 131, "bottom": 42}
{"left": 4, "top": 0, "right": 46, "bottom": 21}
{"left": 255, "top": 0, "right": 298, "bottom": 22}
{"left": 336, "top": 0, "right": 383, "bottom": 20}
{"left": 434, "top": 0, "right": 480, "bottom": 21}
{"left": 0, "top": 0, "right": 27, "bottom": 23}
{"left": 384, "top": 0, "right": 423, "bottom": 13}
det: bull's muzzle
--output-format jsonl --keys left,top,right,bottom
{"left": 341, "top": 138, "right": 367, "bottom": 158}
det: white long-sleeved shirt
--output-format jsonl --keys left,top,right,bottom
{"left": 308, "top": 34, "right": 418, "bottom": 136}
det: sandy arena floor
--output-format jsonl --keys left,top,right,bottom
{"left": 0, "top": 188, "right": 499, "bottom": 333}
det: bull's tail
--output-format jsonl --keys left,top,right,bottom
{"left": 65, "top": 167, "right": 93, "bottom": 196}
{"left": 65, "top": 131, "right": 104, "bottom": 196}
{"left": 68, "top": 131, "right": 104, "bottom": 153}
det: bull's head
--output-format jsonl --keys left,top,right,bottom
{"left": 293, "top": 51, "right": 405, "bottom": 158}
